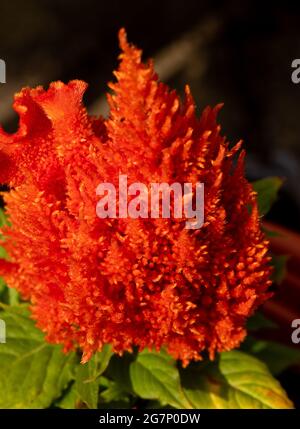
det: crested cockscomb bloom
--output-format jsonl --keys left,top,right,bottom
{"left": 0, "top": 29, "right": 272, "bottom": 365}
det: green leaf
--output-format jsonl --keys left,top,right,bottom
{"left": 252, "top": 177, "right": 282, "bottom": 216}
{"left": 244, "top": 339, "right": 300, "bottom": 375}
{"left": 271, "top": 254, "right": 288, "bottom": 284}
{"left": 0, "top": 208, "right": 8, "bottom": 228}
{"left": 0, "top": 245, "right": 7, "bottom": 260}
{"left": 99, "top": 377, "right": 125, "bottom": 402}
{"left": 180, "top": 350, "right": 293, "bottom": 409}
{"left": 262, "top": 226, "right": 281, "bottom": 238}
{"left": 55, "top": 382, "right": 79, "bottom": 409}
{"left": 247, "top": 311, "right": 277, "bottom": 331}
{"left": 0, "top": 208, "right": 14, "bottom": 304}
{"left": 130, "top": 349, "right": 192, "bottom": 408}
{"left": 0, "top": 277, "right": 6, "bottom": 298}
{"left": 0, "top": 304, "right": 79, "bottom": 408}
{"left": 129, "top": 349, "right": 293, "bottom": 409}
{"left": 0, "top": 207, "right": 9, "bottom": 251}
{"left": 105, "top": 353, "right": 135, "bottom": 394}
{"left": 98, "top": 376, "right": 132, "bottom": 408}
{"left": 0, "top": 208, "right": 8, "bottom": 298}
{"left": 75, "top": 345, "right": 113, "bottom": 409}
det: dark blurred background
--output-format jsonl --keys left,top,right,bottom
{"left": 0, "top": 0, "right": 300, "bottom": 231}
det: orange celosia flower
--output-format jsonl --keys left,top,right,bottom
{"left": 0, "top": 29, "right": 272, "bottom": 365}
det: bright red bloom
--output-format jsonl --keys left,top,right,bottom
{"left": 0, "top": 29, "right": 272, "bottom": 365}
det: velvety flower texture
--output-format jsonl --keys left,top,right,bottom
{"left": 0, "top": 29, "right": 272, "bottom": 365}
